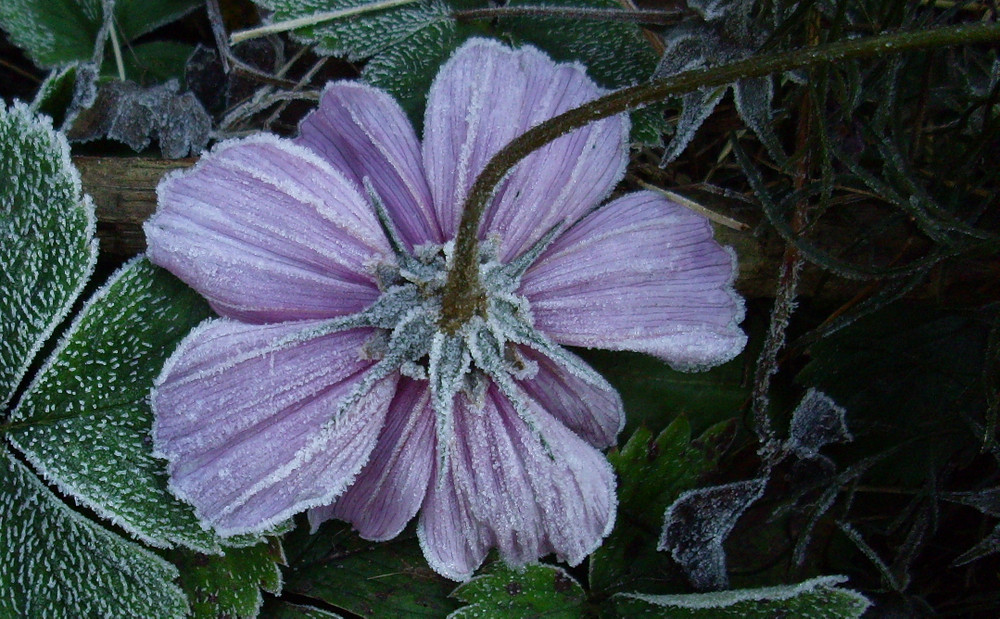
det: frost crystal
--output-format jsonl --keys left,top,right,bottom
{"left": 145, "top": 38, "right": 747, "bottom": 581}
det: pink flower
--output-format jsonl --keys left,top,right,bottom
{"left": 145, "top": 38, "right": 746, "bottom": 581}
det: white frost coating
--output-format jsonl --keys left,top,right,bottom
{"left": 658, "top": 478, "right": 766, "bottom": 590}
{"left": 617, "top": 575, "right": 871, "bottom": 612}
{"left": 144, "top": 38, "right": 747, "bottom": 583}
{"left": 787, "top": 388, "right": 853, "bottom": 460}
{"left": 7, "top": 256, "right": 224, "bottom": 554}
{"left": 1, "top": 100, "right": 98, "bottom": 412}
{"left": 0, "top": 453, "right": 188, "bottom": 617}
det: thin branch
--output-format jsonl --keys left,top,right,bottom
{"left": 206, "top": 0, "right": 232, "bottom": 73}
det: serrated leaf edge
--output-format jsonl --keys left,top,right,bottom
{"left": 1, "top": 101, "right": 98, "bottom": 412}
{"left": 2, "top": 451, "right": 189, "bottom": 617}
{"left": 613, "top": 574, "right": 871, "bottom": 613}
{"left": 8, "top": 256, "right": 224, "bottom": 555}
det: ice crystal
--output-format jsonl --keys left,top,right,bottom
{"left": 0, "top": 101, "right": 97, "bottom": 411}
{"left": 145, "top": 38, "right": 746, "bottom": 581}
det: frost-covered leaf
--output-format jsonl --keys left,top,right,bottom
{"left": 660, "top": 86, "right": 727, "bottom": 166}
{"left": 0, "top": 451, "right": 188, "bottom": 617}
{"left": 0, "top": 0, "right": 110, "bottom": 67}
{"left": 658, "top": 478, "right": 767, "bottom": 590}
{"left": 5, "top": 258, "right": 223, "bottom": 552}
{"left": 0, "top": 101, "right": 97, "bottom": 412}
{"left": 733, "top": 76, "right": 786, "bottom": 164}
{"left": 944, "top": 487, "right": 1000, "bottom": 518}
{"left": 31, "top": 65, "right": 81, "bottom": 126}
{"left": 170, "top": 538, "right": 284, "bottom": 618}
{"left": 64, "top": 79, "right": 211, "bottom": 158}
{"left": 954, "top": 522, "right": 1000, "bottom": 566}
{"left": 786, "top": 389, "right": 852, "bottom": 462}
{"left": 283, "top": 521, "right": 459, "bottom": 617}
{"left": 450, "top": 563, "right": 585, "bottom": 618}
{"left": 612, "top": 575, "right": 870, "bottom": 618}
{"left": 589, "top": 417, "right": 734, "bottom": 595}
{"left": 655, "top": 11, "right": 784, "bottom": 164}
{"left": 251, "top": 0, "right": 665, "bottom": 143}
{"left": 0, "top": 0, "right": 199, "bottom": 68}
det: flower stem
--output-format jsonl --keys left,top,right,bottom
{"left": 439, "top": 22, "right": 1000, "bottom": 329}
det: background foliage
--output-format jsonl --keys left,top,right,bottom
{"left": 1, "top": 0, "right": 998, "bottom": 616}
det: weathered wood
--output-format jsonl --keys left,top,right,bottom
{"left": 74, "top": 156, "right": 194, "bottom": 256}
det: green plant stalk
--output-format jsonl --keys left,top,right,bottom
{"left": 439, "top": 22, "right": 1000, "bottom": 332}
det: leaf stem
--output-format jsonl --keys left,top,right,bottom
{"left": 439, "top": 22, "right": 1000, "bottom": 330}
{"left": 109, "top": 25, "right": 126, "bottom": 81}
{"left": 230, "top": 0, "right": 424, "bottom": 44}
{"left": 452, "top": 5, "right": 688, "bottom": 25}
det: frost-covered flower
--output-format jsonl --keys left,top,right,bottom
{"left": 145, "top": 38, "right": 746, "bottom": 581}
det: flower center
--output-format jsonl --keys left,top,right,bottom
{"left": 364, "top": 237, "right": 539, "bottom": 386}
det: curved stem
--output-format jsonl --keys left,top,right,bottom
{"left": 439, "top": 22, "right": 1000, "bottom": 329}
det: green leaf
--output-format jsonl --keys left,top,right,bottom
{"left": 579, "top": 348, "right": 750, "bottom": 438}
{"left": 31, "top": 64, "right": 84, "bottom": 126}
{"left": 251, "top": 0, "right": 665, "bottom": 144}
{"left": 611, "top": 575, "right": 871, "bottom": 618}
{"left": 450, "top": 563, "right": 586, "bottom": 618}
{"left": 589, "top": 417, "right": 734, "bottom": 596}
{"left": 110, "top": 41, "right": 196, "bottom": 86}
{"left": 5, "top": 257, "right": 222, "bottom": 552}
{"left": 0, "top": 101, "right": 97, "bottom": 412}
{"left": 170, "top": 538, "right": 285, "bottom": 618}
{"left": 283, "top": 521, "right": 459, "bottom": 617}
{"left": 0, "top": 0, "right": 199, "bottom": 68}
{"left": 0, "top": 0, "right": 109, "bottom": 67}
{"left": 0, "top": 451, "right": 188, "bottom": 617}
{"left": 113, "top": 0, "right": 201, "bottom": 41}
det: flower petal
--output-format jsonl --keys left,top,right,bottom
{"left": 417, "top": 460, "right": 494, "bottom": 582}
{"left": 515, "top": 346, "right": 624, "bottom": 449}
{"left": 146, "top": 134, "right": 389, "bottom": 323}
{"left": 296, "top": 82, "right": 441, "bottom": 247}
{"left": 423, "top": 38, "right": 628, "bottom": 261}
{"left": 521, "top": 191, "right": 747, "bottom": 370}
{"left": 152, "top": 319, "right": 397, "bottom": 535}
{"left": 419, "top": 383, "right": 616, "bottom": 580}
{"left": 309, "top": 378, "right": 435, "bottom": 541}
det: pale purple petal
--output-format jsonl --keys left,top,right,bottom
{"left": 296, "top": 82, "right": 442, "bottom": 247}
{"left": 417, "top": 461, "right": 494, "bottom": 581}
{"left": 309, "top": 378, "right": 435, "bottom": 541}
{"left": 152, "top": 319, "right": 397, "bottom": 535}
{"left": 515, "top": 346, "right": 623, "bottom": 449}
{"left": 521, "top": 191, "right": 747, "bottom": 370}
{"left": 418, "top": 383, "right": 616, "bottom": 580}
{"left": 423, "top": 38, "right": 628, "bottom": 261}
{"left": 146, "top": 134, "right": 390, "bottom": 323}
